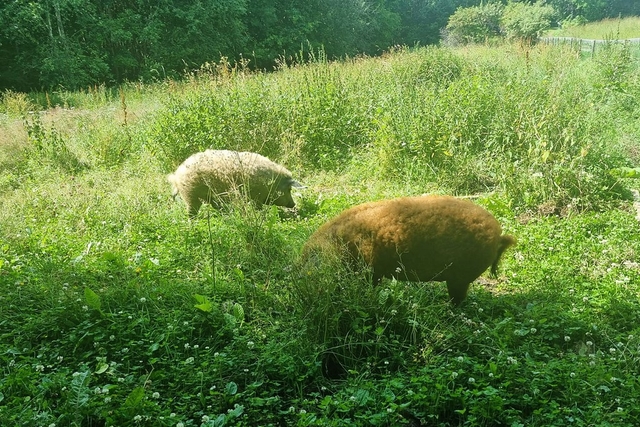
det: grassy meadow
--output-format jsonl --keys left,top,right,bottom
{"left": 1, "top": 40, "right": 640, "bottom": 426}
{"left": 545, "top": 16, "right": 640, "bottom": 39}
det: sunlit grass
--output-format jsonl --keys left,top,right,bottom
{"left": 1, "top": 42, "right": 640, "bottom": 425}
{"left": 546, "top": 16, "right": 640, "bottom": 39}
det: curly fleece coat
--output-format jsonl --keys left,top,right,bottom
{"left": 302, "top": 195, "right": 516, "bottom": 304}
{"left": 168, "top": 150, "right": 302, "bottom": 217}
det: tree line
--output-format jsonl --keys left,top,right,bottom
{"left": 0, "top": 0, "right": 637, "bottom": 92}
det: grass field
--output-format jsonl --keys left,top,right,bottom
{"left": 1, "top": 39, "right": 640, "bottom": 426}
{"left": 545, "top": 16, "right": 640, "bottom": 39}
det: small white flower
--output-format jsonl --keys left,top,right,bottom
{"left": 176, "top": 423, "right": 184, "bottom": 427}
{"left": 478, "top": 308, "right": 483, "bottom": 313}
{"left": 457, "top": 356, "right": 464, "bottom": 362}
{"left": 586, "top": 341, "right": 593, "bottom": 346}
{"left": 134, "top": 415, "right": 142, "bottom": 422}
{"left": 468, "top": 377, "right": 475, "bottom": 384}
{"left": 247, "top": 341, "right": 255, "bottom": 348}
{"left": 170, "top": 413, "right": 176, "bottom": 417}
{"left": 202, "top": 415, "right": 210, "bottom": 422}
{"left": 35, "top": 364, "right": 45, "bottom": 372}
{"left": 109, "top": 335, "right": 115, "bottom": 341}
{"left": 104, "top": 397, "right": 111, "bottom": 403}
{"left": 488, "top": 373, "right": 494, "bottom": 378}
{"left": 530, "top": 328, "right": 537, "bottom": 333}
{"left": 300, "top": 409, "right": 307, "bottom": 414}
{"left": 609, "top": 348, "right": 616, "bottom": 354}
{"left": 185, "top": 357, "right": 194, "bottom": 364}
{"left": 570, "top": 372, "right": 575, "bottom": 378}
{"left": 193, "top": 344, "right": 199, "bottom": 349}
{"left": 82, "top": 305, "right": 89, "bottom": 311}
{"left": 617, "top": 407, "right": 624, "bottom": 412}
{"left": 451, "top": 372, "right": 459, "bottom": 379}
{"left": 152, "top": 392, "right": 160, "bottom": 399}
{"left": 184, "top": 343, "right": 190, "bottom": 349}
{"left": 564, "top": 336, "right": 571, "bottom": 342}
{"left": 139, "top": 297, "right": 146, "bottom": 303}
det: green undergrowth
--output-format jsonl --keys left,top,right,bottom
{"left": 1, "top": 42, "right": 640, "bottom": 426}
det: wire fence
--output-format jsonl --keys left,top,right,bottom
{"left": 540, "top": 36, "right": 640, "bottom": 57}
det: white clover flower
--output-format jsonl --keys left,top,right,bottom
{"left": 82, "top": 305, "right": 89, "bottom": 311}
{"left": 109, "top": 335, "right": 115, "bottom": 341}
{"left": 300, "top": 409, "right": 307, "bottom": 414}
{"left": 184, "top": 343, "right": 190, "bottom": 349}
{"left": 118, "top": 377, "right": 125, "bottom": 382}
{"left": 564, "top": 336, "right": 571, "bottom": 342}
{"left": 134, "top": 415, "right": 142, "bottom": 422}
{"left": 247, "top": 341, "right": 255, "bottom": 349}
{"left": 176, "top": 423, "right": 184, "bottom": 427}
{"left": 617, "top": 407, "right": 624, "bottom": 412}
{"left": 193, "top": 344, "right": 199, "bottom": 349}
{"left": 586, "top": 341, "right": 593, "bottom": 346}
{"left": 609, "top": 348, "right": 616, "bottom": 354}
{"left": 104, "top": 397, "right": 111, "bottom": 403}
{"left": 530, "top": 328, "right": 537, "bottom": 333}
{"left": 570, "top": 372, "right": 576, "bottom": 378}
{"left": 478, "top": 308, "right": 483, "bottom": 313}
{"left": 48, "top": 424, "right": 56, "bottom": 427}
{"left": 152, "top": 392, "right": 160, "bottom": 399}
{"left": 468, "top": 377, "right": 475, "bottom": 384}
{"left": 507, "top": 356, "right": 518, "bottom": 365}
{"left": 457, "top": 356, "right": 464, "bottom": 362}
{"left": 170, "top": 413, "right": 176, "bottom": 417}
{"left": 185, "top": 357, "right": 194, "bottom": 364}
{"left": 488, "top": 373, "right": 494, "bottom": 378}
{"left": 451, "top": 372, "right": 459, "bottom": 379}
{"left": 35, "top": 364, "right": 45, "bottom": 372}
{"left": 202, "top": 415, "right": 210, "bottom": 423}
{"left": 139, "top": 297, "right": 146, "bottom": 303}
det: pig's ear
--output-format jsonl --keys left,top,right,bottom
{"left": 289, "top": 179, "right": 305, "bottom": 189}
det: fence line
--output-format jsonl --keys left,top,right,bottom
{"left": 540, "top": 37, "right": 640, "bottom": 56}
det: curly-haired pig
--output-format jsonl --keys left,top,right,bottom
{"left": 168, "top": 149, "right": 303, "bottom": 218}
{"left": 302, "top": 195, "right": 516, "bottom": 304}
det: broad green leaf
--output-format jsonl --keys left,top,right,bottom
{"left": 84, "top": 287, "right": 101, "bottom": 311}
{"left": 124, "top": 386, "right": 145, "bottom": 407}
{"left": 95, "top": 362, "right": 109, "bottom": 374}
{"left": 193, "top": 294, "right": 213, "bottom": 312}
{"left": 225, "top": 381, "right": 238, "bottom": 396}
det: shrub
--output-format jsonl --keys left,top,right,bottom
{"left": 501, "top": 1, "right": 557, "bottom": 45}
{"left": 444, "top": 2, "right": 505, "bottom": 45}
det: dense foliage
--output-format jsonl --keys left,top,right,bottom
{"left": 1, "top": 33, "right": 640, "bottom": 425}
{"left": 1, "top": 0, "right": 639, "bottom": 91}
